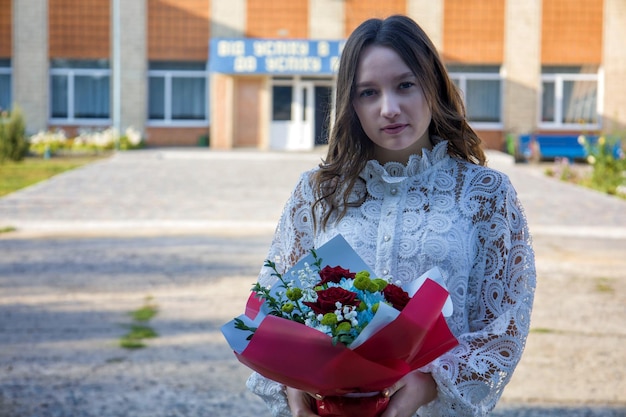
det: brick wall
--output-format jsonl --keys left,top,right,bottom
{"left": 145, "top": 126, "right": 208, "bottom": 146}
{"left": 246, "top": 0, "right": 308, "bottom": 38}
{"left": 542, "top": 0, "right": 603, "bottom": 64}
{"left": 148, "top": 0, "right": 210, "bottom": 61}
{"left": 443, "top": 0, "right": 505, "bottom": 63}
{"left": 49, "top": 0, "right": 110, "bottom": 59}
{"left": 0, "top": 0, "right": 10, "bottom": 57}
{"left": 344, "top": 0, "right": 406, "bottom": 36}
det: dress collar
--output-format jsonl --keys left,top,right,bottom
{"left": 360, "top": 140, "right": 450, "bottom": 183}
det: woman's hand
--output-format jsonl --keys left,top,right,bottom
{"left": 286, "top": 387, "right": 320, "bottom": 417}
{"left": 380, "top": 371, "right": 437, "bottom": 417}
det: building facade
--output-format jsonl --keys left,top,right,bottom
{"left": 1, "top": 0, "right": 625, "bottom": 150}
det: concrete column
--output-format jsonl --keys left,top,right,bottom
{"left": 210, "top": 73, "right": 234, "bottom": 149}
{"left": 211, "top": 0, "right": 246, "bottom": 38}
{"left": 12, "top": 0, "right": 48, "bottom": 134}
{"left": 407, "top": 0, "right": 444, "bottom": 52}
{"left": 309, "top": 0, "right": 344, "bottom": 39}
{"left": 210, "top": 0, "right": 246, "bottom": 149}
{"left": 112, "top": 0, "right": 147, "bottom": 136}
{"left": 503, "top": 0, "right": 542, "bottom": 135}
{"left": 602, "top": 0, "right": 626, "bottom": 134}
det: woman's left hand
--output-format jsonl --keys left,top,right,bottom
{"left": 380, "top": 370, "right": 437, "bottom": 417}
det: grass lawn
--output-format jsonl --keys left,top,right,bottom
{"left": 0, "top": 154, "right": 110, "bottom": 198}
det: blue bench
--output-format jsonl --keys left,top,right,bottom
{"left": 518, "top": 134, "right": 621, "bottom": 161}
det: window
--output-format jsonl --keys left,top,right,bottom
{"left": 50, "top": 59, "right": 110, "bottom": 123}
{"left": 148, "top": 62, "right": 209, "bottom": 126}
{"left": 272, "top": 86, "right": 292, "bottom": 121}
{"left": 0, "top": 59, "right": 10, "bottom": 112}
{"left": 448, "top": 65, "right": 502, "bottom": 128}
{"left": 540, "top": 66, "right": 600, "bottom": 129}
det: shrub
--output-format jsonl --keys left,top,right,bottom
{"left": 28, "top": 126, "right": 144, "bottom": 156}
{"left": 579, "top": 134, "right": 626, "bottom": 195}
{"left": 0, "top": 107, "right": 29, "bottom": 162}
{"left": 29, "top": 129, "right": 68, "bottom": 156}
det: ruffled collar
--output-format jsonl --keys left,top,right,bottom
{"left": 360, "top": 140, "right": 450, "bottom": 183}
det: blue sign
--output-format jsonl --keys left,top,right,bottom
{"left": 209, "top": 38, "right": 345, "bottom": 75}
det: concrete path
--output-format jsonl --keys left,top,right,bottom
{"left": 0, "top": 148, "right": 624, "bottom": 417}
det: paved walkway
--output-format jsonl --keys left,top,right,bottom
{"left": 0, "top": 148, "right": 625, "bottom": 417}
{"left": 1, "top": 148, "right": 625, "bottom": 238}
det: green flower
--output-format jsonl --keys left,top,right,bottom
{"left": 286, "top": 287, "right": 303, "bottom": 301}
{"left": 373, "top": 278, "right": 388, "bottom": 291}
{"left": 282, "top": 303, "right": 295, "bottom": 313}
{"left": 321, "top": 313, "right": 338, "bottom": 326}
{"left": 336, "top": 321, "right": 352, "bottom": 333}
{"left": 371, "top": 302, "right": 380, "bottom": 314}
{"left": 353, "top": 271, "right": 372, "bottom": 291}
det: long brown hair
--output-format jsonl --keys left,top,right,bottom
{"left": 313, "top": 15, "right": 486, "bottom": 230}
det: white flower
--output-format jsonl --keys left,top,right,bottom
{"left": 125, "top": 126, "right": 142, "bottom": 146}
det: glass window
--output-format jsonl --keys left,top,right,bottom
{"left": 465, "top": 79, "right": 500, "bottom": 123}
{"left": 0, "top": 60, "right": 11, "bottom": 112}
{"left": 148, "top": 61, "right": 208, "bottom": 125}
{"left": 50, "top": 60, "right": 110, "bottom": 122}
{"left": 448, "top": 65, "right": 502, "bottom": 126}
{"left": 74, "top": 74, "right": 110, "bottom": 118}
{"left": 272, "top": 86, "right": 292, "bottom": 121}
{"left": 51, "top": 75, "right": 68, "bottom": 118}
{"left": 540, "top": 66, "right": 599, "bottom": 128}
{"left": 148, "top": 77, "right": 165, "bottom": 119}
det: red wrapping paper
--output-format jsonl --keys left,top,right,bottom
{"left": 316, "top": 394, "right": 389, "bottom": 417}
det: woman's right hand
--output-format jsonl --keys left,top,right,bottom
{"left": 286, "top": 387, "right": 320, "bottom": 417}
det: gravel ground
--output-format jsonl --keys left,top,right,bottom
{"left": 0, "top": 149, "right": 624, "bottom": 416}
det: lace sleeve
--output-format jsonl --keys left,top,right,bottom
{"left": 421, "top": 178, "right": 536, "bottom": 417}
{"left": 257, "top": 170, "right": 317, "bottom": 287}
{"left": 247, "top": 170, "right": 317, "bottom": 416}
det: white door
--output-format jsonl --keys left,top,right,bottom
{"left": 270, "top": 79, "right": 315, "bottom": 151}
{"left": 291, "top": 81, "right": 314, "bottom": 150}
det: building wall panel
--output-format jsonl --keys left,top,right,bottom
{"left": 246, "top": 0, "right": 308, "bottom": 38}
{"left": 0, "top": 0, "right": 11, "bottom": 57}
{"left": 542, "top": 0, "right": 603, "bottom": 64}
{"left": 148, "top": 0, "right": 210, "bottom": 61}
{"left": 443, "top": 0, "right": 505, "bottom": 63}
{"left": 344, "top": 0, "right": 406, "bottom": 36}
{"left": 233, "top": 77, "right": 263, "bottom": 147}
{"left": 49, "top": 0, "right": 109, "bottom": 59}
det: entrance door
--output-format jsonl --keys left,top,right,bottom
{"left": 269, "top": 78, "right": 333, "bottom": 150}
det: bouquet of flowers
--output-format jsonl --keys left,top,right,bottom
{"left": 222, "top": 234, "right": 458, "bottom": 417}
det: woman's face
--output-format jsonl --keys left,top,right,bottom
{"left": 352, "top": 45, "right": 432, "bottom": 164}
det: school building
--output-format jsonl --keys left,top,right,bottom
{"left": 1, "top": 0, "right": 625, "bottom": 151}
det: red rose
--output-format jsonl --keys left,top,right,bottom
{"left": 304, "top": 287, "right": 360, "bottom": 315}
{"left": 318, "top": 265, "right": 356, "bottom": 286}
{"left": 383, "top": 284, "right": 410, "bottom": 311}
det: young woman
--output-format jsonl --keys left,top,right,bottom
{"left": 247, "top": 15, "right": 536, "bottom": 417}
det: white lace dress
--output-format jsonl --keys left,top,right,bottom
{"left": 246, "top": 141, "right": 536, "bottom": 417}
